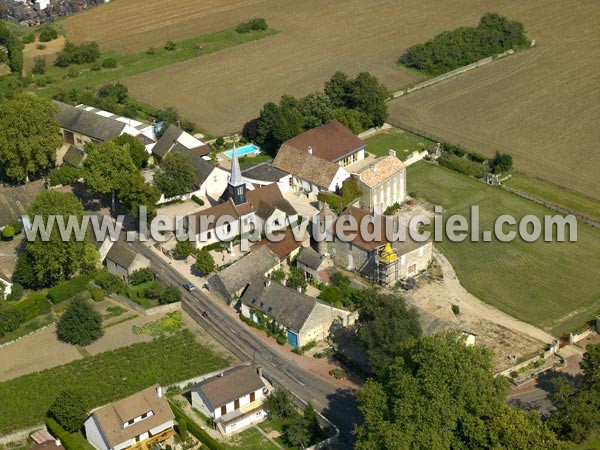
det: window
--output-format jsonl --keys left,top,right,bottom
{"left": 234, "top": 399, "right": 240, "bottom": 410}
{"left": 250, "top": 392, "right": 256, "bottom": 402}
{"left": 409, "top": 264, "right": 417, "bottom": 274}
{"left": 207, "top": 231, "right": 212, "bottom": 239}
{"left": 220, "top": 405, "right": 227, "bottom": 416}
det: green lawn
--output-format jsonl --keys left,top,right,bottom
{"left": 364, "top": 130, "right": 433, "bottom": 160}
{"left": 225, "top": 427, "right": 279, "bottom": 450}
{"left": 29, "top": 27, "right": 278, "bottom": 99}
{"left": 505, "top": 172, "right": 600, "bottom": 222}
{"left": 239, "top": 153, "right": 272, "bottom": 169}
{"left": 408, "top": 162, "right": 600, "bottom": 336}
{"left": 0, "top": 330, "right": 229, "bottom": 433}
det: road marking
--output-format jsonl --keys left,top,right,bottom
{"left": 270, "top": 362, "right": 277, "bottom": 367}
{"left": 230, "top": 329, "right": 237, "bottom": 335}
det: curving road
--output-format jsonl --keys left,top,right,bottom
{"left": 132, "top": 241, "right": 360, "bottom": 449}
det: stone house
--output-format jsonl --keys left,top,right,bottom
{"left": 190, "top": 365, "right": 271, "bottom": 436}
{"left": 84, "top": 385, "right": 174, "bottom": 450}
{"left": 240, "top": 278, "right": 354, "bottom": 348}
{"left": 356, "top": 152, "right": 406, "bottom": 213}
{"left": 105, "top": 242, "right": 151, "bottom": 284}
{"left": 296, "top": 246, "right": 334, "bottom": 284}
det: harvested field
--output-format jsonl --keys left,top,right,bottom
{"left": 22, "top": 36, "right": 65, "bottom": 73}
{"left": 389, "top": 0, "right": 600, "bottom": 199}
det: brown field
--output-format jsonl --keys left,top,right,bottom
{"left": 64, "top": 0, "right": 600, "bottom": 197}
{"left": 22, "top": 36, "right": 65, "bottom": 73}
{"left": 388, "top": 0, "right": 600, "bottom": 199}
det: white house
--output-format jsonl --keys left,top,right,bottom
{"left": 191, "top": 365, "right": 271, "bottom": 436}
{"left": 151, "top": 124, "right": 209, "bottom": 162}
{"left": 84, "top": 385, "right": 174, "bottom": 450}
{"left": 356, "top": 152, "right": 406, "bottom": 213}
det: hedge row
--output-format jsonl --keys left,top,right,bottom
{"left": 168, "top": 400, "right": 225, "bottom": 450}
{"left": 5, "top": 292, "right": 51, "bottom": 321}
{"left": 46, "top": 418, "right": 86, "bottom": 450}
{"left": 47, "top": 274, "right": 93, "bottom": 303}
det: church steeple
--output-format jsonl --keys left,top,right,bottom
{"left": 227, "top": 144, "right": 246, "bottom": 205}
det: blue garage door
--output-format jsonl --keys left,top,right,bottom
{"left": 287, "top": 330, "right": 299, "bottom": 348}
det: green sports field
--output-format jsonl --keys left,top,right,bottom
{"left": 407, "top": 162, "right": 600, "bottom": 336}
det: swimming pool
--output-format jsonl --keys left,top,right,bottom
{"left": 224, "top": 144, "right": 260, "bottom": 158}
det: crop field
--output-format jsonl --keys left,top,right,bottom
{"left": 407, "top": 162, "right": 600, "bottom": 337}
{"left": 389, "top": 0, "right": 600, "bottom": 199}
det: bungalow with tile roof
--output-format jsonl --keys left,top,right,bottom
{"left": 207, "top": 246, "right": 280, "bottom": 300}
{"left": 282, "top": 119, "right": 366, "bottom": 166}
{"left": 356, "top": 152, "right": 406, "bottom": 213}
{"left": 240, "top": 278, "right": 354, "bottom": 348}
{"left": 320, "top": 206, "right": 432, "bottom": 284}
{"left": 105, "top": 242, "right": 151, "bottom": 284}
{"left": 272, "top": 144, "right": 350, "bottom": 195}
{"left": 84, "top": 384, "right": 174, "bottom": 450}
{"left": 190, "top": 365, "right": 271, "bottom": 436}
{"left": 253, "top": 229, "right": 304, "bottom": 266}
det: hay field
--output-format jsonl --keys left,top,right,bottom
{"left": 65, "top": 0, "right": 538, "bottom": 135}
{"left": 389, "top": 0, "right": 600, "bottom": 199}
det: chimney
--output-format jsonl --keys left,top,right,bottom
{"left": 156, "top": 386, "right": 163, "bottom": 398}
{"left": 265, "top": 279, "right": 271, "bottom": 287}
{"left": 177, "top": 120, "right": 181, "bottom": 129}
{"left": 220, "top": 372, "right": 224, "bottom": 377}
{"left": 370, "top": 164, "right": 376, "bottom": 173}
{"left": 55, "top": 441, "right": 61, "bottom": 447}
{"left": 257, "top": 366, "right": 263, "bottom": 378}
{"left": 296, "top": 286, "right": 302, "bottom": 293}
{"left": 307, "top": 146, "right": 313, "bottom": 155}
{"left": 389, "top": 149, "right": 396, "bottom": 157}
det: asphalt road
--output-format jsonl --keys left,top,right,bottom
{"left": 132, "top": 242, "right": 360, "bottom": 449}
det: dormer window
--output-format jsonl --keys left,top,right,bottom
{"left": 123, "top": 410, "right": 154, "bottom": 428}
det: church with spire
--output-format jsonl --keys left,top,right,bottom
{"left": 225, "top": 145, "right": 247, "bottom": 205}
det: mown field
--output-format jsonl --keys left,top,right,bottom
{"left": 407, "top": 162, "right": 600, "bottom": 337}
{"left": 389, "top": 0, "right": 600, "bottom": 200}
{"left": 364, "top": 129, "right": 433, "bottom": 160}
{"left": 0, "top": 330, "right": 228, "bottom": 434}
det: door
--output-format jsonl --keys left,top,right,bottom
{"left": 234, "top": 399, "right": 240, "bottom": 410}
{"left": 287, "top": 330, "right": 299, "bottom": 348}
{"left": 64, "top": 131, "right": 75, "bottom": 145}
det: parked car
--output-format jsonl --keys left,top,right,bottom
{"left": 182, "top": 282, "right": 196, "bottom": 292}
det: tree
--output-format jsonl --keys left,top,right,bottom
{"left": 164, "top": 41, "right": 176, "bottom": 51}
{"left": 355, "top": 333, "right": 565, "bottom": 450}
{"left": 195, "top": 247, "right": 215, "bottom": 275}
{"left": 23, "top": 191, "right": 97, "bottom": 288}
{"left": 285, "top": 419, "right": 310, "bottom": 449}
{"left": 112, "top": 134, "right": 149, "bottom": 168}
{"left": 83, "top": 140, "right": 137, "bottom": 214}
{"left": 272, "top": 106, "right": 305, "bottom": 146}
{"left": 324, "top": 71, "right": 352, "bottom": 108}
{"left": 0, "top": 95, "right": 62, "bottom": 182}
{"left": 494, "top": 152, "right": 513, "bottom": 172}
{"left": 0, "top": 22, "right": 24, "bottom": 73}
{"left": 332, "top": 107, "right": 371, "bottom": 134}
{"left": 159, "top": 285, "right": 181, "bottom": 304}
{"left": 56, "top": 296, "right": 104, "bottom": 346}
{"left": 318, "top": 285, "right": 344, "bottom": 308}
{"left": 303, "top": 403, "right": 320, "bottom": 441}
{"left": 101, "top": 57, "right": 117, "bottom": 68}
{"left": 129, "top": 267, "right": 154, "bottom": 285}
{"left": 299, "top": 92, "right": 334, "bottom": 129}
{"left": 357, "top": 290, "right": 422, "bottom": 374}
{"left": 287, "top": 267, "right": 307, "bottom": 291}
{"left": 47, "top": 390, "right": 88, "bottom": 433}
{"left": 55, "top": 41, "right": 100, "bottom": 67}
{"left": 38, "top": 27, "right": 58, "bottom": 43}
{"left": 118, "top": 174, "right": 160, "bottom": 221}
{"left": 1, "top": 225, "right": 15, "bottom": 241}
{"left": 264, "top": 389, "right": 295, "bottom": 419}
{"left": 349, "top": 72, "right": 388, "bottom": 127}
{"left": 174, "top": 240, "right": 195, "bottom": 258}
{"left": 154, "top": 152, "right": 197, "bottom": 199}
{"left": 32, "top": 56, "right": 46, "bottom": 74}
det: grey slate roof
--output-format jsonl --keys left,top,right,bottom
{"left": 171, "top": 147, "right": 215, "bottom": 186}
{"left": 54, "top": 102, "right": 126, "bottom": 141}
{"left": 62, "top": 145, "right": 85, "bottom": 167}
{"left": 0, "top": 180, "right": 45, "bottom": 228}
{"left": 242, "top": 162, "right": 286, "bottom": 183}
{"left": 105, "top": 242, "right": 139, "bottom": 269}
{"left": 240, "top": 279, "right": 317, "bottom": 332}
{"left": 229, "top": 145, "right": 244, "bottom": 187}
{"left": 152, "top": 124, "right": 184, "bottom": 159}
{"left": 297, "top": 246, "right": 325, "bottom": 270}
{"left": 193, "top": 365, "right": 265, "bottom": 409}
{"left": 207, "top": 246, "right": 279, "bottom": 299}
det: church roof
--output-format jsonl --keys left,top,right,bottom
{"left": 229, "top": 145, "right": 244, "bottom": 187}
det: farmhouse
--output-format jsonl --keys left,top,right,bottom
{"left": 207, "top": 246, "right": 280, "bottom": 300}
{"left": 185, "top": 148, "right": 297, "bottom": 248}
{"left": 320, "top": 206, "right": 432, "bottom": 284}
{"left": 272, "top": 144, "right": 350, "bottom": 194}
{"left": 356, "top": 152, "right": 406, "bottom": 213}
{"left": 190, "top": 365, "right": 271, "bottom": 436}
{"left": 240, "top": 278, "right": 354, "bottom": 348}
{"left": 282, "top": 119, "right": 366, "bottom": 166}
{"left": 54, "top": 102, "right": 156, "bottom": 150}
{"left": 105, "top": 241, "right": 151, "bottom": 284}
{"left": 84, "top": 384, "right": 175, "bottom": 450}
{"left": 150, "top": 124, "right": 209, "bottom": 162}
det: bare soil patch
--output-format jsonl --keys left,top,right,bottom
{"left": 22, "top": 36, "right": 65, "bottom": 73}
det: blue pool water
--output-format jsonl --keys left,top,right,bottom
{"left": 224, "top": 144, "right": 260, "bottom": 158}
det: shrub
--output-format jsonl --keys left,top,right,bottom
{"left": 146, "top": 47, "right": 156, "bottom": 55}
{"left": 469, "top": 152, "right": 487, "bottom": 163}
{"left": 169, "top": 400, "right": 226, "bottom": 450}
{"left": 191, "top": 195, "right": 204, "bottom": 206}
{"left": 66, "top": 68, "right": 79, "bottom": 79}
{"left": 6, "top": 283, "right": 24, "bottom": 302}
{"left": 0, "top": 309, "right": 25, "bottom": 334}
{"left": 48, "top": 165, "right": 81, "bottom": 186}
{"left": 101, "top": 57, "right": 117, "bottom": 68}
{"left": 215, "top": 136, "right": 225, "bottom": 147}
{"left": 36, "top": 44, "right": 46, "bottom": 50}
{"left": 38, "top": 27, "right": 58, "bottom": 43}
{"left": 56, "top": 296, "right": 103, "bottom": 346}
{"left": 452, "top": 304, "right": 460, "bottom": 315}
{"left": 195, "top": 247, "right": 215, "bottom": 275}
{"left": 143, "top": 281, "right": 164, "bottom": 299}
{"left": 383, "top": 202, "right": 401, "bottom": 216}
{"left": 90, "top": 288, "right": 105, "bottom": 302}
{"left": 159, "top": 285, "right": 181, "bottom": 305}
{"left": 7, "top": 292, "right": 51, "bottom": 321}
{"left": 22, "top": 33, "right": 35, "bottom": 44}
{"left": 276, "top": 334, "right": 287, "bottom": 346}
{"left": 236, "top": 18, "right": 268, "bottom": 33}
{"left": 46, "top": 418, "right": 85, "bottom": 450}
{"left": 438, "top": 154, "right": 489, "bottom": 178}
{"left": 129, "top": 267, "right": 154, "bottom": 286}
{"left": 329, "top": 368, "right": 346, "bottom": 379}
{"left": 47, "top": 390, "right": 87, "bottom": 433}
{"left": 174, "top": 240, "right": 195, "bottom": 258}
{"left": 90, "top": 63, "right": 102, "bottom": 71}
{"left": 264, "top": 389, "right": 295, "bottom": 419}
{"left": 2, "top": 225, "right": 15, "bottom": 240}
{"left": 34, "top": 75, "right": 54, "bottom": 87}
{"left": 94, "top": 271, "right": 127, "bottom": 295}
{"left": 47, "top": 274, "right": 92, "bottom": 303}
{"left": 494, "top": 152, "right": 513, "bottom": 172}
{"left": 55, "top": 41, "right": 100, "bottom": 67}
{"left": 270, "top": 269, "right": 285, "bottom": 282}
{"left": 164, "top": 41, "right": 176, "bottom": 51}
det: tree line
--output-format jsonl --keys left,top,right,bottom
{"left": 243, "top": 71, "right": 389, "bottom": 154}
{"left": 399, "top": 12, "right": 529, "bottom": 76}
{"left": 0, "top": 22, "right": 23, "bottom": 74}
